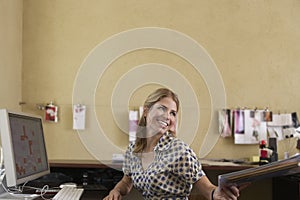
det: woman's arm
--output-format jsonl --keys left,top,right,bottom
{"left": 191, "top": 176, "right": 216, "bottom": 199}
{"left": 192, "top": 176, "right": 240, "bottom": 200}
{"left": 103, "top": 175, "right": 133, "bottom": 200}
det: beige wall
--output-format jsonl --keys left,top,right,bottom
{"left": 19, "top": 0, "right": 300, "bottom": 163}
{"left": 0, "top": 0, "right": 22, "bottom": 111}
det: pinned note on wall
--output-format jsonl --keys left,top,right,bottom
{"left": 233, "top": 109, "right": 268, "bottom": 144}
{"left": 73, "top": 104, "right": 86, "bottom": 130}
{"left": 129, "top": 110, "right": 139, "bottom": 142}
{"left": 219, "top": 107, "right": 300, "bottom": 144}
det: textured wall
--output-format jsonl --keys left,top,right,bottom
{"left": 0, "top": 0, "right": 22, "bottom": 111}
{"left": 22, "top": 0, "right": 300, "bottom": 162}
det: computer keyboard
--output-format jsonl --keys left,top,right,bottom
{"left": 52, "top": 186, "right": 84, "bottom": 200}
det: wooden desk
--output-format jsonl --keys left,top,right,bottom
{"left": 50, "top": 160, "right": 300, "bottom": 200}
{"left": 48, "top": 159, "right": 256, "bottom": 200}
{"left": 49, "top": 159, "right": 254, "bottom": 171}
{"left": 49, "top": 159, "right": 123, "bottom": 170}
{"left": 48, "top": 159, "right": 255, "bottom": 189}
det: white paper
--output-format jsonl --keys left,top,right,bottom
{"left": 112, "top": 153, "right": 125, "bottom": 163}
{"left": 73, "top": 104, "right": 86, "bottom": 130}
{"left": 218, "top": 109, "right": 232, "bottom": 138}
{"left": 267, "top": 113, "right": 293, "bottom": 127}
{"left": 234, "top": 110, "right": 267, "bottom": 144}
{"left": 267, "top": 127, "right": 284, "bottom": 140}
{"left": 129, "top": 110, "right": 138, "bottom": 142}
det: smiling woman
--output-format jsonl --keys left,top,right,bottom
{"left": 134, "top": 88, "right": 180, "bottom": 152}
{"left": 103, "top": 88, "right": 240, "bottom": 200}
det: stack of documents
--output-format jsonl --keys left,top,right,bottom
{"left": 218, "top": 154, "right": 300, "bottom": 187}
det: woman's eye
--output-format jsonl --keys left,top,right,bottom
{"left": 171, "top": 111, "right": 177, "bottom": 117}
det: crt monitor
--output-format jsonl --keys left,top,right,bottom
{"left": 0, "top": 109, "right": 50, "bottom": 187}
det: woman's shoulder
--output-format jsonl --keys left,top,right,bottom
{"left": 159, "top": 135, "right": 193, "bottom": 154}
{"left": 171, "top": 136, "right": 190, "bottom": 148}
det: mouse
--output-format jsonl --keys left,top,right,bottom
{"left": 59, "top": 182, "right": 77, "bottom": 188}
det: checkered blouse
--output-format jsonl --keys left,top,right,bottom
{"left": 123, "top": 132, "right": 205, "bottom": 200}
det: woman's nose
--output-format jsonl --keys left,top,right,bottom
{"left": 164, "top": 112, "right": 172, "bottom": 120}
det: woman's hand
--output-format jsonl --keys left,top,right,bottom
{"left": 213, "top": 185, "right": 240, "bottom": 200}
{"left": 103, "top": 188, "right": 122, "bottom": 200}
{"left": 103, "top": 175, "right": 133, "bottom": 200}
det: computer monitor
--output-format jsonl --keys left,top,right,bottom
{"left": 0, "top": 109, "right": 50, "bottom": 187}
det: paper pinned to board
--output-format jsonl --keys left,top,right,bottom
{"left": 129, "top": 110, "right": 139, "bottom": 142}
{"left": 73, "top": 104, "right": 86, "bottom": 130}
{"left": 234, "top": 109, "right": 267, "bottom": 144}
{"left": 267, "top": 113, "right": 293, "bottom": 127}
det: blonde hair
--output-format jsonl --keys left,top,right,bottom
{"left": 133, "top": 88, "right": 180, "bottom": 153}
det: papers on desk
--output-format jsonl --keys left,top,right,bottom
{"left": 112, "top": 153, "right": 124, "bottom": 163}
{"left": 218, "top": 154, "right": 300, "bottom": 188}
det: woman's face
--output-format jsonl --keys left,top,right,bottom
{"left": 145, "top": 97, "right": 178, "bottom": 137}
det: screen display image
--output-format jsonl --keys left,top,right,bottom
{"left": 0, "top": 109, "right": 50, "bottom": 187}
{"left": 9, "top": 113, "right": 49, "bottom": 179}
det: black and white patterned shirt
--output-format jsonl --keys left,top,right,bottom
{"left": 123, "top": 132, "right": 205, "bottom": 200}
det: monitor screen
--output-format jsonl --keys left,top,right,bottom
{"left": 0, "top": 109, "right": 50, "bottom": 187}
